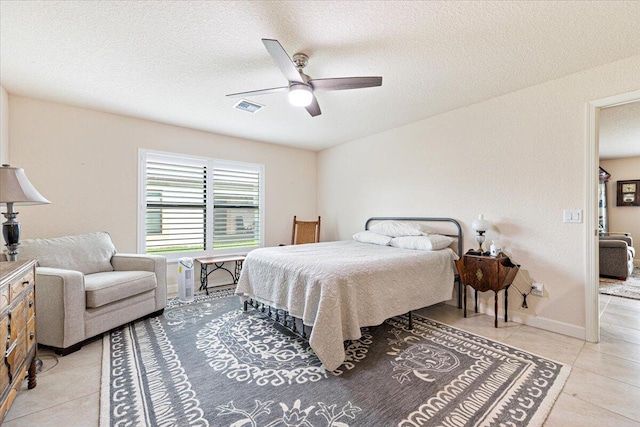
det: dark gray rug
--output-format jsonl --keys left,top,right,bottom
{"left": 100, "top": 295, "right": 569, "bottom": 427}
{"left": 600, "top": 266, "right": 640, "bottom": 300}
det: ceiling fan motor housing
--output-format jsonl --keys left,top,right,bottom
{"left": 292, "top": 53, "right": 309, "bottom": 70}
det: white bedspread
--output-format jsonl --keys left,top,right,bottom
{"left": 235, "top": 240, "right": 458, "bottom": 371}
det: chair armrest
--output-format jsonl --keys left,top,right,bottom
{"left": 111, "top": 254, "right": 167, "bottom": 311}
{"left": 35, "top": 267, "right": 86, "bottom": 348}
{"left": 599, "top": 240, "right": 628, "bottom": 249}
{"left": 599, "top": 236, "right": 632, "bottom": 247}
{"left": 112, "top": 253, "right": 162, "bottom": 271}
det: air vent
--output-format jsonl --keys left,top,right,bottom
{"left": 233, "top": 99, "right": 264, "bottom": 113}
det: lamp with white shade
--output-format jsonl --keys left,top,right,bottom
{"left": 0, "top": 165, "right": 51, "bottom": 261}
{"left": 471, "top": 214, "right": 491, "bottom": 253}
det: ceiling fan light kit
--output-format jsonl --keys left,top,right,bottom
{"left": 227, "top": 38, "right": 382, "bottom": 117}
{"left": 288, "top": 84, "right": 313, "bottom": 107}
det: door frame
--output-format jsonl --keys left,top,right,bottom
{"left": 585, "top": 89, "right": 640, "bottom": 343}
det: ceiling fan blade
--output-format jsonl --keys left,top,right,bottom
{"left": 309, "top": 76, "right": 382, "bottom": 92}
{"left": 305, "top": 95, "right": 321, "bottom": 117}
{"left": 226, "top": 86, "right": 288, "bottom": 98}
{"left": 262, "top": 39, "right": 305, "bottom": 84}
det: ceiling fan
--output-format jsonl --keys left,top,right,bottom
{"left": 227, "top": 39, "right": 383, "bottom": 117}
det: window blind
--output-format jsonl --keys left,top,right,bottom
{"left": 145, "top": 159, "right": 207, "bottom": 254}
{"left": 213, "top": 167, "right": 261, "bottom": 249}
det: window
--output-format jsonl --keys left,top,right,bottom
{"left": 139, "top": 150, "right": 264, "bottom": 259}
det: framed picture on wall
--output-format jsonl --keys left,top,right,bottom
{"left": 616, "top": 180, "right": 640, "bottom": 206}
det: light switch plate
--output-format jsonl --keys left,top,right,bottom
{"left": 563, "top": 210, "right": 582, "bottom": 223}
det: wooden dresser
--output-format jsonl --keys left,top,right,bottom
{"left": 0, "top": 260, "right": 38, "bottom": 423}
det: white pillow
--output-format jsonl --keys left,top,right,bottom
{"left": 390, "top": 234, "right": 456, "bottom": 251}
{"left": 353, "top": 231, "right": 393, "bottom": 246}
{"left": 369, "top": 220, "right": 436, "bottom": 237}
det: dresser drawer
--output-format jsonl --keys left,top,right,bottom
{"left": 7, "top": 332, "right": 26, "bottom": 378}
{"left": 0, "top": 316, "right": 6, "bottom": 349}
{"left": 463, "top": 256, "right": 500, "bottom": 291}
{"left": 0, "top": 384, "right": 15, "bottom": 422}
{"left": 0, "top": 286, "right": 9, "bottom": 313}
{"left": 26, "top": 290, "right": 35, "bottom": 321}
{"left": 8, "top": 299, "right": 26, "bottom": 345}
{"left": 27, "top": 316, "right": 36, "bottom": 352}
{"left": 0, "top": 316, "right": 8, "bottom": 399}
{"left": 10, "top": 271, "right": 34, "bottom": 303}
{"left": 0, "top": 362, "right": 27, "bottom": 421}
{"left": 0, "top": 357, "right": 8, "bottom": 402}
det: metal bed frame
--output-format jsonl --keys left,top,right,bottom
{"left": 243, "top": 300, "right": 312, "bottom": 339}
{"left": 243, "top": 216, "right": 464, "bottom": 340}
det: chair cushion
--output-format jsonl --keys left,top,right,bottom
{"left": 19, "top": 232, "right": 116, "bottom": 275}
{"left": 85, "top": 271, "right": 157, "bottom": 308}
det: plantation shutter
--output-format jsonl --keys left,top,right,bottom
{"left": 212, "top": 166, "right": 261, "bottom": 249}
{"left": 145, "top": 157, "right": 207, "bottom": 254}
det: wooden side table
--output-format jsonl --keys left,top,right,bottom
{"left": 455, "top": 252, "right": 519, "bottom": 328}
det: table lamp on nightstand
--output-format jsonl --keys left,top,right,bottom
{"left": 471, "top": 214, "right": 491, "bottom": 253}
{"left": 0, "top": 165, "right": 51, "bottom": 261}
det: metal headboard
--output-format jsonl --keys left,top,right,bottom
{"left": 364, "top": 217, "right": 464, "bottom": 257}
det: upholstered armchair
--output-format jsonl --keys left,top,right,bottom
{"left": 599, "top": 233, "right": 635, "bottom": 279}
{"left": 12, "top": 232, "right": 167, "bottom": 355}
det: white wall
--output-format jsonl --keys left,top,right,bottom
{"left": 0, "top": 85, "right": 8, "bottom": 165}
{"left": 600, "top": 156, "right": 640, "bottom": 264}
{"left": 318, "top": 54, "right": 640, "bottom": 339}
{"left": 8, "top": 96, "right": 317, "bottom": 288}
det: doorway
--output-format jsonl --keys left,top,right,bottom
{"left": 586, "top": 90, "right": 640, "bottom": 342}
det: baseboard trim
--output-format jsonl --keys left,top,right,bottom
{"left": 509, "top": 311, "right": 585, "bottom": 340}
{"left": 446, "top": 298, "right": 586, "bottom": 341}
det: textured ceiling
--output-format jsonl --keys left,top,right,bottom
{"left": 1, "top": 1, "right": 640, "bottom": 152}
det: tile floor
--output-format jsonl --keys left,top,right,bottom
{"left": 3, "top": 292, "right": 640, "bottom": 426}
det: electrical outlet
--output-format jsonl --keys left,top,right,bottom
{"left": 531, "top": 283, "right": 544, "bottom": 297}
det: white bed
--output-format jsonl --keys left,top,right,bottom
{"left": 235, "top": 218, "right": 461, "bottom": 371}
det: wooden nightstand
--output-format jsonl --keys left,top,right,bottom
{"left": 455, "top": 252, "right": 519, "bottom": 327}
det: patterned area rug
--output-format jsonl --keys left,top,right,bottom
{"left": 100, "top": 295, "right": 570, "bottom": 427}
{"left": 599, "top": 266, "right": 640, "bottom": 300}
{"left": 165, "top": 286, "right": 236, "bottom": 309}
